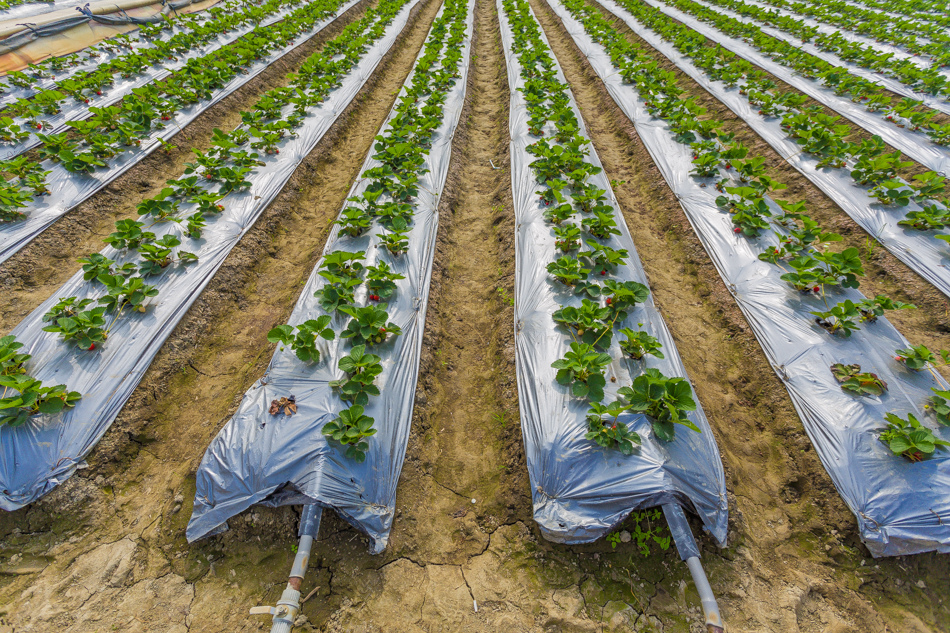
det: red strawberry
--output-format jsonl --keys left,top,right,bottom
{"left": 733, "top": 227, "right": 741, "bottom": 233}
{"left": 605, "top": 298, "right": 612, "bottom": 305}
{"left": 96, "top": 91, "right": 102, "bottom": 96}
{"left": 813, "top": 286, "right": 820, "bottom": 293}
{"left": 894, "top": 356, "right": 903, "bottom": 362}
{"left": 600, "top": 269, "right": 607, "bottom": 275}
{"left": 88, "top": 343, "right": 96, "bottom": 351}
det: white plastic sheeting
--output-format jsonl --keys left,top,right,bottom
{"left": 0, "top": 0, "right": 358, "bottom": 266}
{"left": 0, "top": 0, "right": 82, "bottom": 21}
{"left": 0, "top": 0, "right": 420, "bottom": 511}
{"left": 625, "top": 0, "right": 950, "bottom": 176}
{"left": 593, "top": 0, "right": 950, "bottom": 298}
{"left": 187, "top": 0, "right": 473, "bottom": 552}
{"left": 501, "top": 0, "right": 727, "bottom": 546}
{"left": 550, "top": 0, "right": 950, "bottom": 556}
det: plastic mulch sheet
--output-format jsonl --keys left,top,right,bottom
{"left": 0, "top": 0, "right": 419, "bottom": 512}
{"left": 0, "top": 0, "right": 358, "bottom": 266}
{"left": 592, "top": 0, "right": 950, "bottom": 299}
{"left": 623, "top": 0, "right": 950, "bottom": 176}
{"left": 500, "top": 0, "right": 728, "bottom": 546}
{"left": 552, "top": 0, "right": 950, "bottom": 556}
{"left": 186, "top": 0, "right": 474, "bottom": 553}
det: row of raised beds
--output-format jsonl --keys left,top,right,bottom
{"left": 581, "top": 0, "right": 950, "bottom": 298}
{"left": 0, "top": 0, "right": 282, "bottom": 105}
{"left": 737, "top": 0, "right": 950, "bottom": 61}
{"left": 546, "top": 0, "right": 950, "bottom": 556}
{"left": 0, "top": 0, "right": 421, "bottom": 510}
{"left": 0, "top": 0, "right": 358, "bottom": 265}
{"left": 677, "top": 0, "right": 950, "bottom": 104}
{"left": 188, "top": 0, "right": 472, "bottom": 552}
{"left": 497, "top": 0, "right": 726, "bottom": 626}
{"left": 630, "top": 0, "right": 950, "bottom": 152}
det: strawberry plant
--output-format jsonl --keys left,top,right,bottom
{"left": 585, "top": 400, "right": 641, "bottom": 454}
{"left": 894, "top": 344, "right": 950, "bottom": 371}
{"left": 366, "top": 262, "right": 405, "bottom": 301}
{"left": 552, "top": 299, "right": 613, "bottom": 348}
{"left": 335, "top": 207, "right": 372, "bottom": 237}
{"left": 137, "top": 235, "right": 198, "bottom": 275}
{"left": 0, "top": 335, "right": 30, "bottom": 377}
{"left": 267, "top": 316, "right": 335, "bottom": 363}
{"left": 830, "top": 363, "right": 887, "bottom": 396}
{"left": 855, "top": 295, "right": 915, "bottom": 322}
{"left": 380, "top": 228, "right": 410, "bottom": 256}
{"left": 581, "top": 210, "right": 621, "bottom": 239}
{"left": 551, "top": 342, "right": 612, "bottom": 401}
{"left": 329, "top": 344, "right": 383, "bottom": 406}
{"left": 898, "top": 205, "right": 950, "bottom": 230}
{"left": 618, "top": 327, "right": 664, "bottom": 360}
{"left": 0, "top": 374, "right": 82, "bottom": 427}
{"left": 811, "top": 300, "right": 862, "bottom": 337}
{"left": 554, "top": 224, "right": 582, "bottom": 252}
{"left": 322, "top": 404, "right": 376, "bottom": 462}
{"left": 105, "top": 219, "right": 156, "bottom": 250}
{"left": 602, "top": 279, "right": 650, "bottom": 318}
{"left": 543, "top": 202, "right": 574, "bottom": 225}
{"left": 95, "top": 275, "right": 159, "bottom": 314}
{"left": 580, "top": 240, "right": 628, "bottom": 273}
{"left": 0, "top": 182, "right": 33, "bottom": 222}
{"left": 41, "top": 302, "right": 108, "bottom": 349}
{"left": 618, "top": 368, "right": 699, "bottom": 441}
{"left": 879, "top": 412, "right": 950, "bottom": 461}
{"left": 547, "top": 256, "right": 590, "bottom": 286}
{"left": 339, "top": 305, "right": 402, "bottom": 346}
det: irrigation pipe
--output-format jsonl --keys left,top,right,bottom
{"left": 662, "top": 503, "right": 724, "bottom": 633}
{"left": 250, "top": 504, "right": 323, "bottom": 633}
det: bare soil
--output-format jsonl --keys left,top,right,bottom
{"left": 0, "top": 0, "right": 947, "bottom": 631}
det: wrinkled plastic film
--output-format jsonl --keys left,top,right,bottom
{"left": 187, "top": 0, "right": 474, "bottom": 552}
{"left": 621, "top": 0, "right": 950, "bottom": 176}
{"left": 500, "top": 0, "right": 728, "bottom": 546}
{"left": 0, "top": 0, "right": 86, "bottom": 22}
{"left": 0, "top": 0, "right": 312, "bottom": 157}
{"left": 0, "top": 0, "right": 421, "bottom": 512}
{"left": 0, "top": 0, "right": 359, "bottom": 266}
{"left": 550, "top": 0, "right": 950, "bottom": 557}
{"left": 592, "top": 0, "right": 950, "bottom": 299}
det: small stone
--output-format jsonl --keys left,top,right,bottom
{"left": 471, "top": 498, "right": 476, "bottom": 504}
{"left": 294, "top": 615, "right": 309, "bottom": 626}
{"left": 917, "top": 580, "right": 926, "bottom": 589}
{"left": 619, "top": 531, "right": 631, "bottom": 543}
{"left": 174, "top": 493, "right": 184, "bottom": 504}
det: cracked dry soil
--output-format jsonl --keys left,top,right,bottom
{"left": 0, "top": 0, "right": 949, "bottom": 631}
